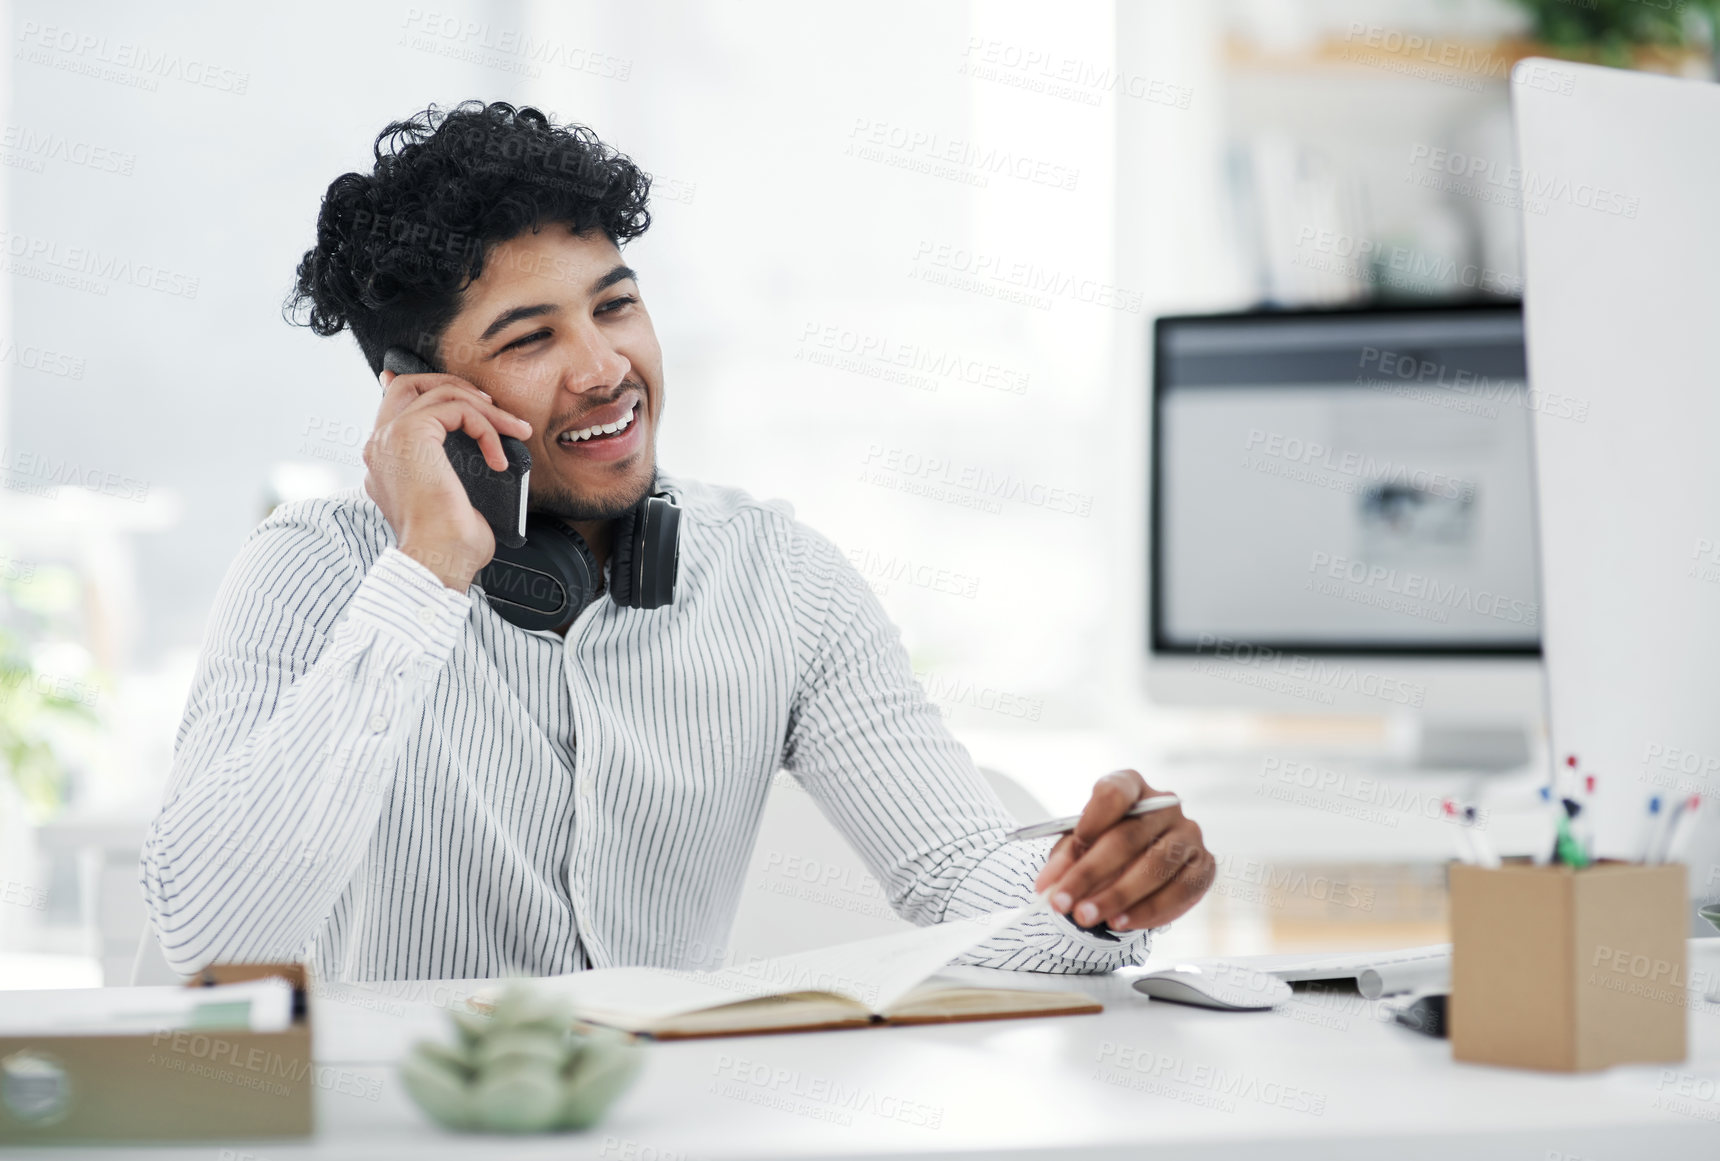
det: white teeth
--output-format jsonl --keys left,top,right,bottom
{"left": 559, "top": 402, "right": 636, "bottom": 443}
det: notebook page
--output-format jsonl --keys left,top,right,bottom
{"left": 710, "top": 898, "right": 1047, "bottom": 1014}
{"left": 510, "top": 897, "right": 1049, "bottom": 1024}
{"left": 526, "top": 967, "right": 788, "bottom": 1024}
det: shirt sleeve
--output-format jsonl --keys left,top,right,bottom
{"left": 778, "top": 517, "right": 1151, "bottom": 973}
{"left": 139, "top": 505, "right": 471, "bottom": 975}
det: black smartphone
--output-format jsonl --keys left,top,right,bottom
{"left": 381, "top": 347, "right": 531, "bottom": 548}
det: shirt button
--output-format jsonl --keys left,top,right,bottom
{"left": 369, "top": 715, "right": 388, "bottom": 734}
{"left": 417, "top": 607, "right": 437, "bottom": 626}
{"left": 580, "top": 779, "right": 594, "bottom": 801}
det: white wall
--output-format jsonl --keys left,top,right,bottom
{"left": 5, "top": 0, "right": 1559, "bottom": 814}
{"left": 8, "top": 0, "right": 533, "bottom": 660}
{"left": 8, "top": 2, "right": 1186, "bottom": 766}
{"left": 516, "top": 0, "right": 1140, "bottom": 735}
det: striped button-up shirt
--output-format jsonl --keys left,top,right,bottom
{"left": 140, "top": 472, "right": 1150, "bottom": 981}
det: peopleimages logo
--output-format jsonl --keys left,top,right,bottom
{"left": 860, "top": 444, "right": 1094, "bottom": 517}
{"left": 1293, "top": 226, "right": 1522, "bottom": 297}
{"left": 957, "top": 37, "right": 1192, "bottom": 110}
{"left": 1357, "top": 346, "right": 1589, "bottom": 423}
{"left": 1308, "top": 551, "right": 1538, "bottom": 627}
{"left": 1212, "top": 852, "right": 1375, "bottom": 912}
{"left": 0, "top": 229, "right": 199, "bottom": 299}
{"left": 910, "top": 240, "right": 1144, "bottom": 314}
{"left": 1092, "top": 1042, "right": 1327, "bottom": 1115}
{"left": 1642, "top": 741, "right": 1720, "bottom": 781}
{"left": 798, "top": 321, "right": 1030, "bottom": 395}
{"left": 709, "top": 1055, "right": 944, "bottom": 1129}
{"left": 14, "top": 21, "right": 251, "bottom": 94}
{"left": 1243, "top": 428, "right": 1474, "bottom": 502}
{"left": 1406, "top": 144, "right": 1638, "bottom": 218}
{"left": 1193, "top": 634, "right": 1427, "bottom": 708}
{"left": 1257, "top": 756, "right": 1488, "bottom": 829}
{"left": 846, "top": 117, "right": 1080, "bottom": 191}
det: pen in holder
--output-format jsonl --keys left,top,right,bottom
{"left": 1449, "top": 862, "right": 1687, "bottom": 1072}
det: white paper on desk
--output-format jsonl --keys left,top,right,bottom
{"left": 524, "top": 899, "right": 1045, "bottom": 1021}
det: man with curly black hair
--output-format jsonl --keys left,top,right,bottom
{"left": 140, "top": 101, "right": 1213, "bottom": 982}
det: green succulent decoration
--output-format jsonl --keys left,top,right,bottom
{"left": 1701, "top": 902, "right": 1720, "bottom": 934}
{"left": 400, "top": 984, "right": 645, "bottom": 1133}
{"left": 0, "top": 559, "right": 101, "bottom": 821}
{"left": 1507, "top": 0, "right": 1720, "bottom": 67}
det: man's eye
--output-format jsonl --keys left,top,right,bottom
{"left": 597, "top": 295, "right": 637, "bottom": 315}
{"left": 502, "top": 330, "right": 550, "bottom": 352}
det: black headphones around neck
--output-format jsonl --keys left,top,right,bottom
{"left": 479, "top": 490, "right": 680, "bottom": 632}
{"left": 378, "top": 346, "right": 681, "bottom": 632}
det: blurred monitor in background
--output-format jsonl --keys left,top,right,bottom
{"left": 1148, "top": 304, "right": 1545, "bottom": 770}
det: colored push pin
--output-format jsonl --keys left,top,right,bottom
{"left": 1443, "top": 800, "right": 1477, "bottom": 863}
{"left": 1656, "top": 795, "right": 1704, "bottom": 865}
{"left": 1577, "top": 774, "right": 1597, "bottom": 856}
{"left": 1638, "top": 796, "right": 1663, "bottom": 864}
{"left": 1445, "top": 800, "right": 1500, "bottom": 867}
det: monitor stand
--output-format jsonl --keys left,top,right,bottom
{"left": 1411, "top": 721, "right": 1533, "bottom": 773}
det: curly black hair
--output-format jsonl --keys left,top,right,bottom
{"left": 285, "top": 100, "right": 652, "bottom": 376}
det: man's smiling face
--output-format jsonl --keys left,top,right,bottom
{"left": 437, "top": 225, "right": 662, "bottom": 521}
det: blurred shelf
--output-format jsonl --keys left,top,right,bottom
{"left": 1224, "top": 33, "right": 1713, "bottom": 82}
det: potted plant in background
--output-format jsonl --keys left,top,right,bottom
{"left": 0, "top": 623, "right": 100, "bottom": 823}
{"left": 0, "top": 557, "right": 104, "bottom": 955}
{"left": 1506, "top": 0, "right": 1720, "bottom": 77}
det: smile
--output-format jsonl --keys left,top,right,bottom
{"left": 557, "top": 400, "right": 639, "bottom": 444}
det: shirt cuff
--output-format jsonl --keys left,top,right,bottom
{"left": 344, "top": 547, "right": 472, "bottom": 657}
{"left": 1054, "top": 910, "right": 1152, "bottom": 954}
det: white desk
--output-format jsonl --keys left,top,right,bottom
{"left": 8, "top": 950, "right": 1720, "bottom": 1160}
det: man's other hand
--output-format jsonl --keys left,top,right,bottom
{"left": 1031, "top": 769, "right": 1215, "bottom": 932}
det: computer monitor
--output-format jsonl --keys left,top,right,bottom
{"left": 1514, "top": 60, "right": 1720, "bottom": 911}
{"left": 1147, "top": 303, "right": 1545, "bottom": 767}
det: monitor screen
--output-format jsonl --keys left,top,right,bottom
{"left": 1152, "top": 305, "right": 1543, "bottom": 656}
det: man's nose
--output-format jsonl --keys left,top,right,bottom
{"left": 560, "top": 326, "right": 630, "bottom": 393}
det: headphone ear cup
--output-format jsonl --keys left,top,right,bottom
{"left": 608, "top": 495, "right": 681, "bottom": 610}
{"left": 630, "top": 496, "right": 680, "bottom": 610}
{"left": 607, "top": 507, "right": 639, "bottom": 608}
{"left": 478, "top": 515, "right": 600, "bottom": 631}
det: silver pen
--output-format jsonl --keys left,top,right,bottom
{"left": 1003, "top": 794, "right": 1182, "bottom": 842}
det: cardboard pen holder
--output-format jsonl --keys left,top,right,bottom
{"left": 1450, "top": 863, "right": 1687, "bottom": 1072}
{"left": 0, "top": 962, "right": 313, "bottom": 1142}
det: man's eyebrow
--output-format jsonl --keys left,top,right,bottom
{"left": 591, "top": 264, "right": 637, "bottom": 295}
{"left": 478, "top": 303, "right": 559, "bottom": 344}
{"left": 475, "top": 267, "right": 637, "bottom": 344}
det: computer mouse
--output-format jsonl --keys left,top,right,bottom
{"left": 1132, "top": 963, "right": 1292, "bottom": 1010}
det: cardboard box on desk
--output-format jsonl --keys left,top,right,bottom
{"left": 1450, "top": 863, "right": 1687, "bottom": 1072}
{"left": 0, "top": 963, "right": 312, "bottom": 1143}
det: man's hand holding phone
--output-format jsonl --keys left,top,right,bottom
{"left": 364, "top": 366, "right": 532, "bottom": 591}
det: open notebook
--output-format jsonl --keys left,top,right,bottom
{"left": 474, "top": 898, "right": 1101, "bottom": 1039}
